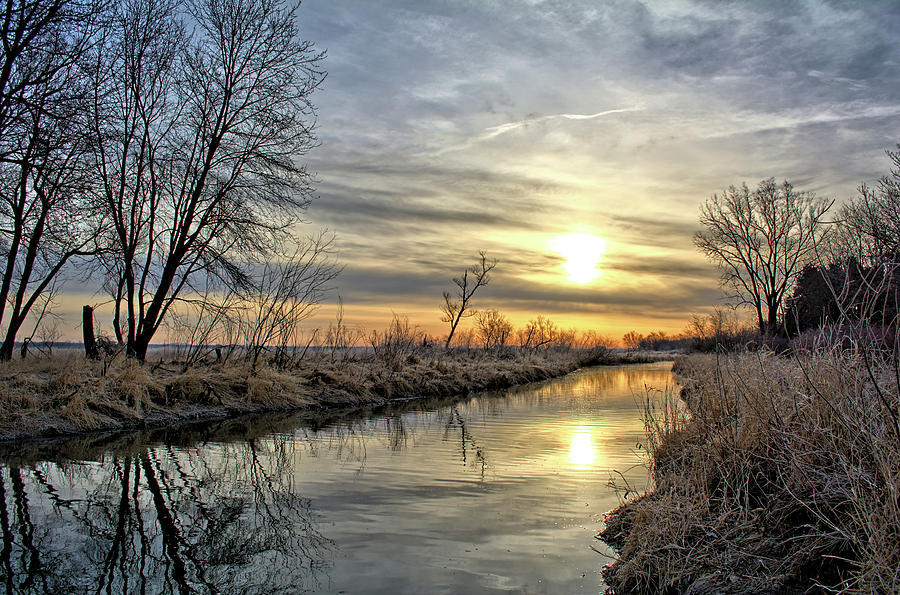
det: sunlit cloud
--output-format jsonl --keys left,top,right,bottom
{"left": 50, "top": 0, "right": 898, "bottom": 342}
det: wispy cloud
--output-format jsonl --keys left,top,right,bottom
{"left": 432, "top": 106, "right": 644, "bottom": 156}
{"left": 290, "top": 0, "right": 900, "bottom": 335}
{"left": 482, "top": 107, "right": 645, "bottom": 140}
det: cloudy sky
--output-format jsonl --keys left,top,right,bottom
{"left": 287, "top": 0, "right": 900, "bottom": 339}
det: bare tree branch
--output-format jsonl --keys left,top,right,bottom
{"left": 440, "top": 251, "right": 497, "bottom": 349}
{"left": 694, "top": 178, "right": 832, "bottom": 335}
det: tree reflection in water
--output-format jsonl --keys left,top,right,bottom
{"left": 0, "top": 437, "right": 334, "bottom": 594}
{"left": 0, "top": 362, "right": 675, "bottom": 594}
{"left": 443, "top": 406, "right": 487, "bottom": 479}
{"left": 0, "top": 393, "right": 507, "bottom": 593}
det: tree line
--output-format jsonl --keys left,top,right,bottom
{"left": 0, "top": 0, "right": 327, "bottom": 361}
{"left": 693, "top": 146, "right": 900, "bottom": 343}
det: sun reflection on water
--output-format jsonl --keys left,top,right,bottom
{"left": 568, "top": 428, "right": 597, "bottom": 467}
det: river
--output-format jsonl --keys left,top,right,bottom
{"left": 0, "top": 361, "right": 674, "bottom": 594}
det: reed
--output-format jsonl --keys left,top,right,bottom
{"left": 601, "top": 345, "right": 900, "bottom": 593}
{"left": 0, "top": 344, "right": 655, "bottom": 441}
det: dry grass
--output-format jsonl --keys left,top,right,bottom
{"left": 0, "top": 345, "right": 647, "bottom": 441}
{"left": 0, "top": 354, "right": 315, "bottom": 438}
{"left": 600, "top": 348, "right": 900, "bottom": 594}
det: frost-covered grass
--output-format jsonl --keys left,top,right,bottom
{"left": 0, "top": 345, "right": 652, "bottom": 441}
{"left": 600, "top": 348, "right": 900, "bottom": 594}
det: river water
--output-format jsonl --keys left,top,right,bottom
{"left": 0, "top": 362, "right": 674, "bottom": 594}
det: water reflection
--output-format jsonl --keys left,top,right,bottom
{"left": 0, "top": 442, "right": 334, "bottom": 593}
{"left": 569, "top": 428, "right": 597, "bottom": 467}
{"left": 0, "top": 362, "right": 674, "bottom": 594}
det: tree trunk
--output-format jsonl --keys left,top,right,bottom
{"left": 83, "top": 305, "right": 99, "bottom": 359}
{"left": 112, "top": 287, "right": 124, "bottom": 346}
{"left": 129, "top": 333, "right": 150, "bottom": 363}
{"left": 767, "top": 304, "right": 779, "bottom": 336}
{"left": 0, "top": 315, "right": 21, "bottom": 361}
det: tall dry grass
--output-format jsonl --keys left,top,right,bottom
{"left": 601, "top": 346, "right": 900, "bottom": 593}
{"left": 0, "top": 352, "right": 315, "bottom": 437}
{"left": 0, "top": 340, "right": 642, "bottom": 441}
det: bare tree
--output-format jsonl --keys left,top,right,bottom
{"left": 836, "top": 146, "right": 900, "bottom": 266}
{"left": 783, "top": 149, "right": 900, "bottom": 334}
{"left": 576, "top": 329, "right": 610, "bottom": 350}
{"left": 622, "top": 330, "right": 642, "bottom": 351}
{"left": 91, "top": 0, "right": 325, "bottom": 361}
{"left": 0, "top": 0, "right": 104, "bottom": 360}
{"left": 517, "top": 314, "right": 556, "bottom": 350}
{"left": 440, "top": 251, "right": 496, "bottom": 349}
{"left": 553, "top": 326, "right": 578, "bottom": 350}
{"left": 686, "top": 308, "right": 738, "bottom": 342}
{"left": 475, "top": 308, "right": 512, "bottom": 350}
{"left": 694, "top": 178, "right": 832, "bottom": 335}
{"left": 242, "top": 231, "right": 340, "bottom": 370}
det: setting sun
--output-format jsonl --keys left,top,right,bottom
{"left": 551, "top": 234, "right": 607, "bottom": 284}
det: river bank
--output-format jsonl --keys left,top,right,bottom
{"left": 0, "top": 362, "right": 674, "bottom": 593}
{"left": 0, "top": 346, "right": 662, "bottom": 443}
{"left": 599, "top": 350, "right": 900, "bottom": 593}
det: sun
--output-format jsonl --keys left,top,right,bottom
{"left": 550, "top": 233, "right": 607, "bottom": 284}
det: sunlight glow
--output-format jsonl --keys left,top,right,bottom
{"left": 568, "top": 428, "right": 597, "bottom": 466}
{"left": 551, "top": 234, "right": 607, "bottom": 284}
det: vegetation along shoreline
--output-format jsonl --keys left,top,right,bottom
{"left": 599, "top": 347, "right": 899, "bottom": 593}
{"left": 0, "top": 343, "right": 665, "bottom": 445}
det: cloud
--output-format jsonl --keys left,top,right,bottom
{"left": 606, "top": 214, "right": 701, "bottom": 249}
{"left": 288, "top": 0, "right": 900, "bottom": 333}
{"left": 433, "top": 107, "right": 646, "bottom": 156}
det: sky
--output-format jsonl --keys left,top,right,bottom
{"left": 46, "top": 0, "right": 900, "bottom": 345}
{"left": 274, "top": 0, "right": 900, "bottom": 340}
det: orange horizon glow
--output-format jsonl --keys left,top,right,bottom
{"left": 45, "top": 292, "right": 707, "bottom": 348}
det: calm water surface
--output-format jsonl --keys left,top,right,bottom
{"left": 0, "top": 362, "right": 674, "bottom": 594}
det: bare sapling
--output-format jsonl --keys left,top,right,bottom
{"left": 440, "top": 251, "right": 497, "bottom": 349}
{"left": 370, "top": 314, "right": 423, "bottom": 366}
{"left": 164, "top": 282, "right": 241, "bottom": 371}
{"left": 323, "top": 297, "right": 363, "bottom": 365}
{"left": 243, "top": 232, "right": 340, "bottom": 371}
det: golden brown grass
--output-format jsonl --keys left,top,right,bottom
{"left": 0, "top": 346, "right": 648, "bottom": 441}
{"left": 600, "top": 349, "right": 900, "bottom": 593}
{"left": 0, "top": 353, "right": 315, "bottom": 437}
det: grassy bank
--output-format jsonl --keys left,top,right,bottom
{"left": 599, "top": 349, "right": 900, "bottom": 593}
{"left": 0, "top": 346, "right": 652, "bottom": 443}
